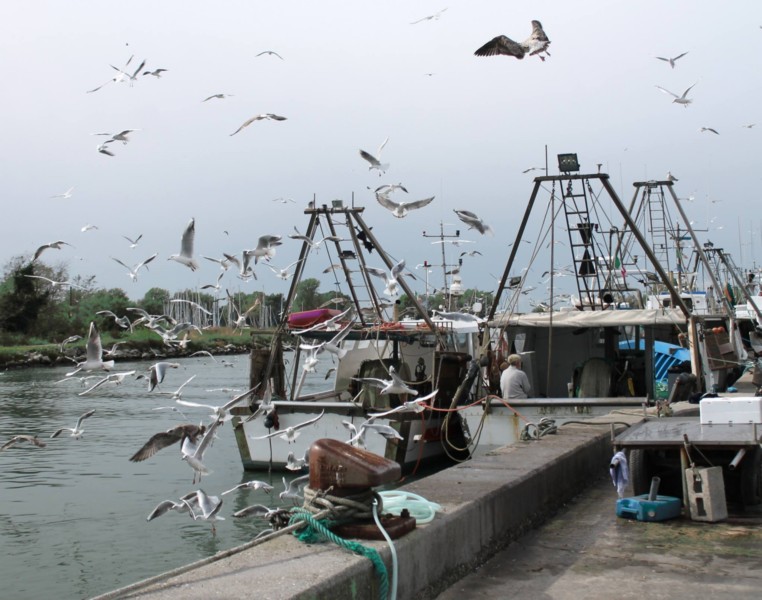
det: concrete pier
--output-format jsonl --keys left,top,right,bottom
{"left": 103, "top": 418, "right": 629, "bottom": 600}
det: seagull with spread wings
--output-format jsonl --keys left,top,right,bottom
{"left": 130, "top": 424, "right": 206, "bottom": 462}
{"left": 655, "top": 82, "right": 697, "bottom": 107}
{"left": 32, "top": 240, "right": 72, "bottom": 262}
{"left": 359, "top": 138, "right": 389, "bottom": 175}
{"left": 453, "top": 209, "right": 494, "bottom": 236}
{"left": 474, "top": 20, "right": 551, "bottom": 61}
{"left": 376, "top": 191, "right": 435, "bottom": 218}
{"left": 112, "top": 253, "right": 158, "bottom": 282}
{"left": 50, "top": 409, "right": 96, "bottom": 439}
{"left": 410, "top": 7, "right": 448, "bottom": 24}
{"left": 250, "top": 411, "right": 325, "bottom": 444}
{"left": 364, "top": 259, "right": 410, "bottom": 297}
{"left": 655, "top": 52, "right": 688, "bottom": 68}
{"left": 230, "top": 113, "right": 287, "bottom": 136}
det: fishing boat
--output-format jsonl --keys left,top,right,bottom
{"left": 454, "top": 164, "right": 746, "bottom": 447}
{"left": 230, "top": 201, "right": 474, "bottom": 471}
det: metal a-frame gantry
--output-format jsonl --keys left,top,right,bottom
{"left": 488, "top": 172, "right": 693, "bottom": 321}
{"left": 282, "top": 200, "right": 443, "bottom": 344}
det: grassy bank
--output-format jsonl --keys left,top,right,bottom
{"left": 0, "top": 328, "right": 274, "bottom": 369}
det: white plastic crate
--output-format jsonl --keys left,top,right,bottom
{"left": 700, "top": 397, "right": 762, "bottom": 424}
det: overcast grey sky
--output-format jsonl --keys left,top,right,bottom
{"left": 2, "top": 1, "right": 761, "bottom": 304}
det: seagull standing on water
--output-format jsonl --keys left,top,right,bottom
{"left": 168, "top": 218, "right": 199, "bottom": 271}
{"left": 474, "top": 20, "right": 551, "bottom": 61}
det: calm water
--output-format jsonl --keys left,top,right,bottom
{"left": 0, "top": 354, "right": 328, "bottom": 600}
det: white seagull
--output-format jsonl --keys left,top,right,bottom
{"left": 24, "top": 275, "right": 84, "bottom": 289}
{"left": 655, "top": 52, "right": 688, "bottom": 69}
{"left": 112, "top": 253, "right": 158, "bottom": 282}
{"left": 32, "top": 240, "right": 72, "bottom": 262}
{"left": 78, "top": 371, "right": 135, "bottom": 396}
{"left": 50, "top": 409, "right": 95, "bottom": 439}
{"left": 474, "top": 20, "right": 551, "bottom": 61}
{"left": 453, "top": 209, "right": 494, "bottom": 236}
{"left": 230, "top": 114, "right": 287, "bottom": 136}
{"left": 146, "top": 361, "right": 181, "bottom": 392}
{"left": 168, "top": 218, "right": 199, "bottom": 271}
{"left": 51, "top": 187, "right": 74, "bottom": 199}
{"left": 699, "top": 127, "right": 719, "bottom": 135}
{"left": 66, "top": 322, "right": 115, "bottom": 375}
{"left": 202, "top": 93, "right": 234, "bottom": 102}
{"left": 182, "top": 418, "right": 223, "bottom": 484}
{"left": 221, "top": 480, "right": 274, "bottom": 496}
{"left": 364, "top": 259, "right": 410, "bottom": 297}
{"left": 123, "top": 234, "right": 143, "bottom": 248}
{"left": 359, "top": 138, "right": 389, "bottom": 175}
{"left": 655, "top": 83, "right": 697, "bottom": 107}
{"left": 410, "top": 7, "right": 448, "bottom": 24}
{"left": 266, "top": 259, "right": 304, "bottom": 280}
{"left": 249, "top": 411, "right": 325, "bottom": 444}
{"left": 376, "top": 192, "right": 435, "bottom": 218}
{"left": 353, "top": 365, "right": 418, "bottom": 396}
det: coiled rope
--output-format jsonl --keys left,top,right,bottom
{"left": 286, "top": 485, "right": 390, "bottom": 599}
{"left": 520, "top": 417, "right": 558, "bottom": 440}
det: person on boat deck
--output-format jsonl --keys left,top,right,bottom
{"left": 501, "top": 354, "right": 531, "bottom": 399}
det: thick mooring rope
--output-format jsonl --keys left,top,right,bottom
{"left": 290, "top": 485, "right": 390, "bottom": 599}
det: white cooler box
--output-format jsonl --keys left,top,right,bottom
{"left": 700, "top": 397, "right": 762, "bottom": 424}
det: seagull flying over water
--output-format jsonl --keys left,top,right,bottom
{"left": 353, "top": 365, "right": 419, "bottom": 396}
{"left": 230, "top": 113, "right": 287, "bottom": 136}
{"left": 130, "top": 424, "right": 207, "bottom": 462}
{"left": 1, "top": 434, "right": 47, "bottom": 451}
{"left": 655, "top": 83, "right": 697, "bottom": 107}
{"left": 50, "top": 409, "right": 95, "bottom": 439}
{"left": 66, "top": 322, "right": 115, "bottom": 376}
{"left": 655, "top": 52, "right": 688, "bottom": 68}
{"left": 222, "top": 480, "right": 274, "bottom": 496}
{"left": 249, "top": 411, "right": 325, "bottom": 444}
{"left": 168, "top": 218, "right": 199, "bottom": 271}
{"left": 474, "top": 20, "right": 551, "bottom": 61}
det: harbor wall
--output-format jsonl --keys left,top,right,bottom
{"left": 114, "top": 422, "right": 619, "bottom": 600}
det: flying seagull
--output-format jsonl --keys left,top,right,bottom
{"left": 410, "top": 7, "right": 448, "bottom": 24}
{"left": 142, "top": 68, "right": 168, "bottom": 78}
{"left": 112, "top": 253, "right": 158, "bottom": 282}
{"left": 655, "top": 52, "right": 688, "bottom": 68}
{"left": 230, "top": 114, "right": 287, "bottom": 136}
{"left": 129, "top": 424, "right": 207, "bottom": 462}
{"left": 24, "top": 275, "right": 84, "bottom": 289}
{"left": 123, "top": 234, "right": 143, "bottom": 248}
{"left": 699, "top": 127, "right": 719, "bottom": 135}
{"left": 32, "top": 240, "right": 72, "bottom": 262}
{"left": 453, "top": 209, "right": 494, "bottom": 236}
{"left": 51, "top": 187, "right": 74, "bottom": 199}
{"left": 202, "top": 93, "right": 234, "bottom": 102}
{"left": 1, "top": 434, "right": 47, "bottom": 451}
{"left": 66, "top": 321, "right": 115, "bottom": 375}
{"left": 655, "top": 83, "right": 697, "bottom": 107}
{"left": 50, "top": 409, "right": 96, "bottom": 439}
{"left": 474, "top": 20, "right": 551, "bottom": 61}
{"left": 249, "top": 410, "right": 325, "bottom": 444}
{"left": 256, "top": 50, "right": 284, "bottom": 59}
{"left": 375, "top": 192, "right": 435, "bottom": 218}
{"left": 359, "top": 138, "right": 389, "bottom": 175}
{"left": 168, "top": 218, "right": 199, "bottom": 271}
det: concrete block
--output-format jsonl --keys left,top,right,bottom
{"left": 686, "top": 466, "right": 727, "bottom": 522}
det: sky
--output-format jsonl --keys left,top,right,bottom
{"left": 2, "top": 1, "right": 761, "bottom": 307}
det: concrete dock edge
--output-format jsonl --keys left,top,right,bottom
{"left": 114, "top": 422, "right": 620, "bottom": 600}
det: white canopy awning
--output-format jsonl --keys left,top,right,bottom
{"left": 489, "top": 308, "right": 687, "bottom": 328}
